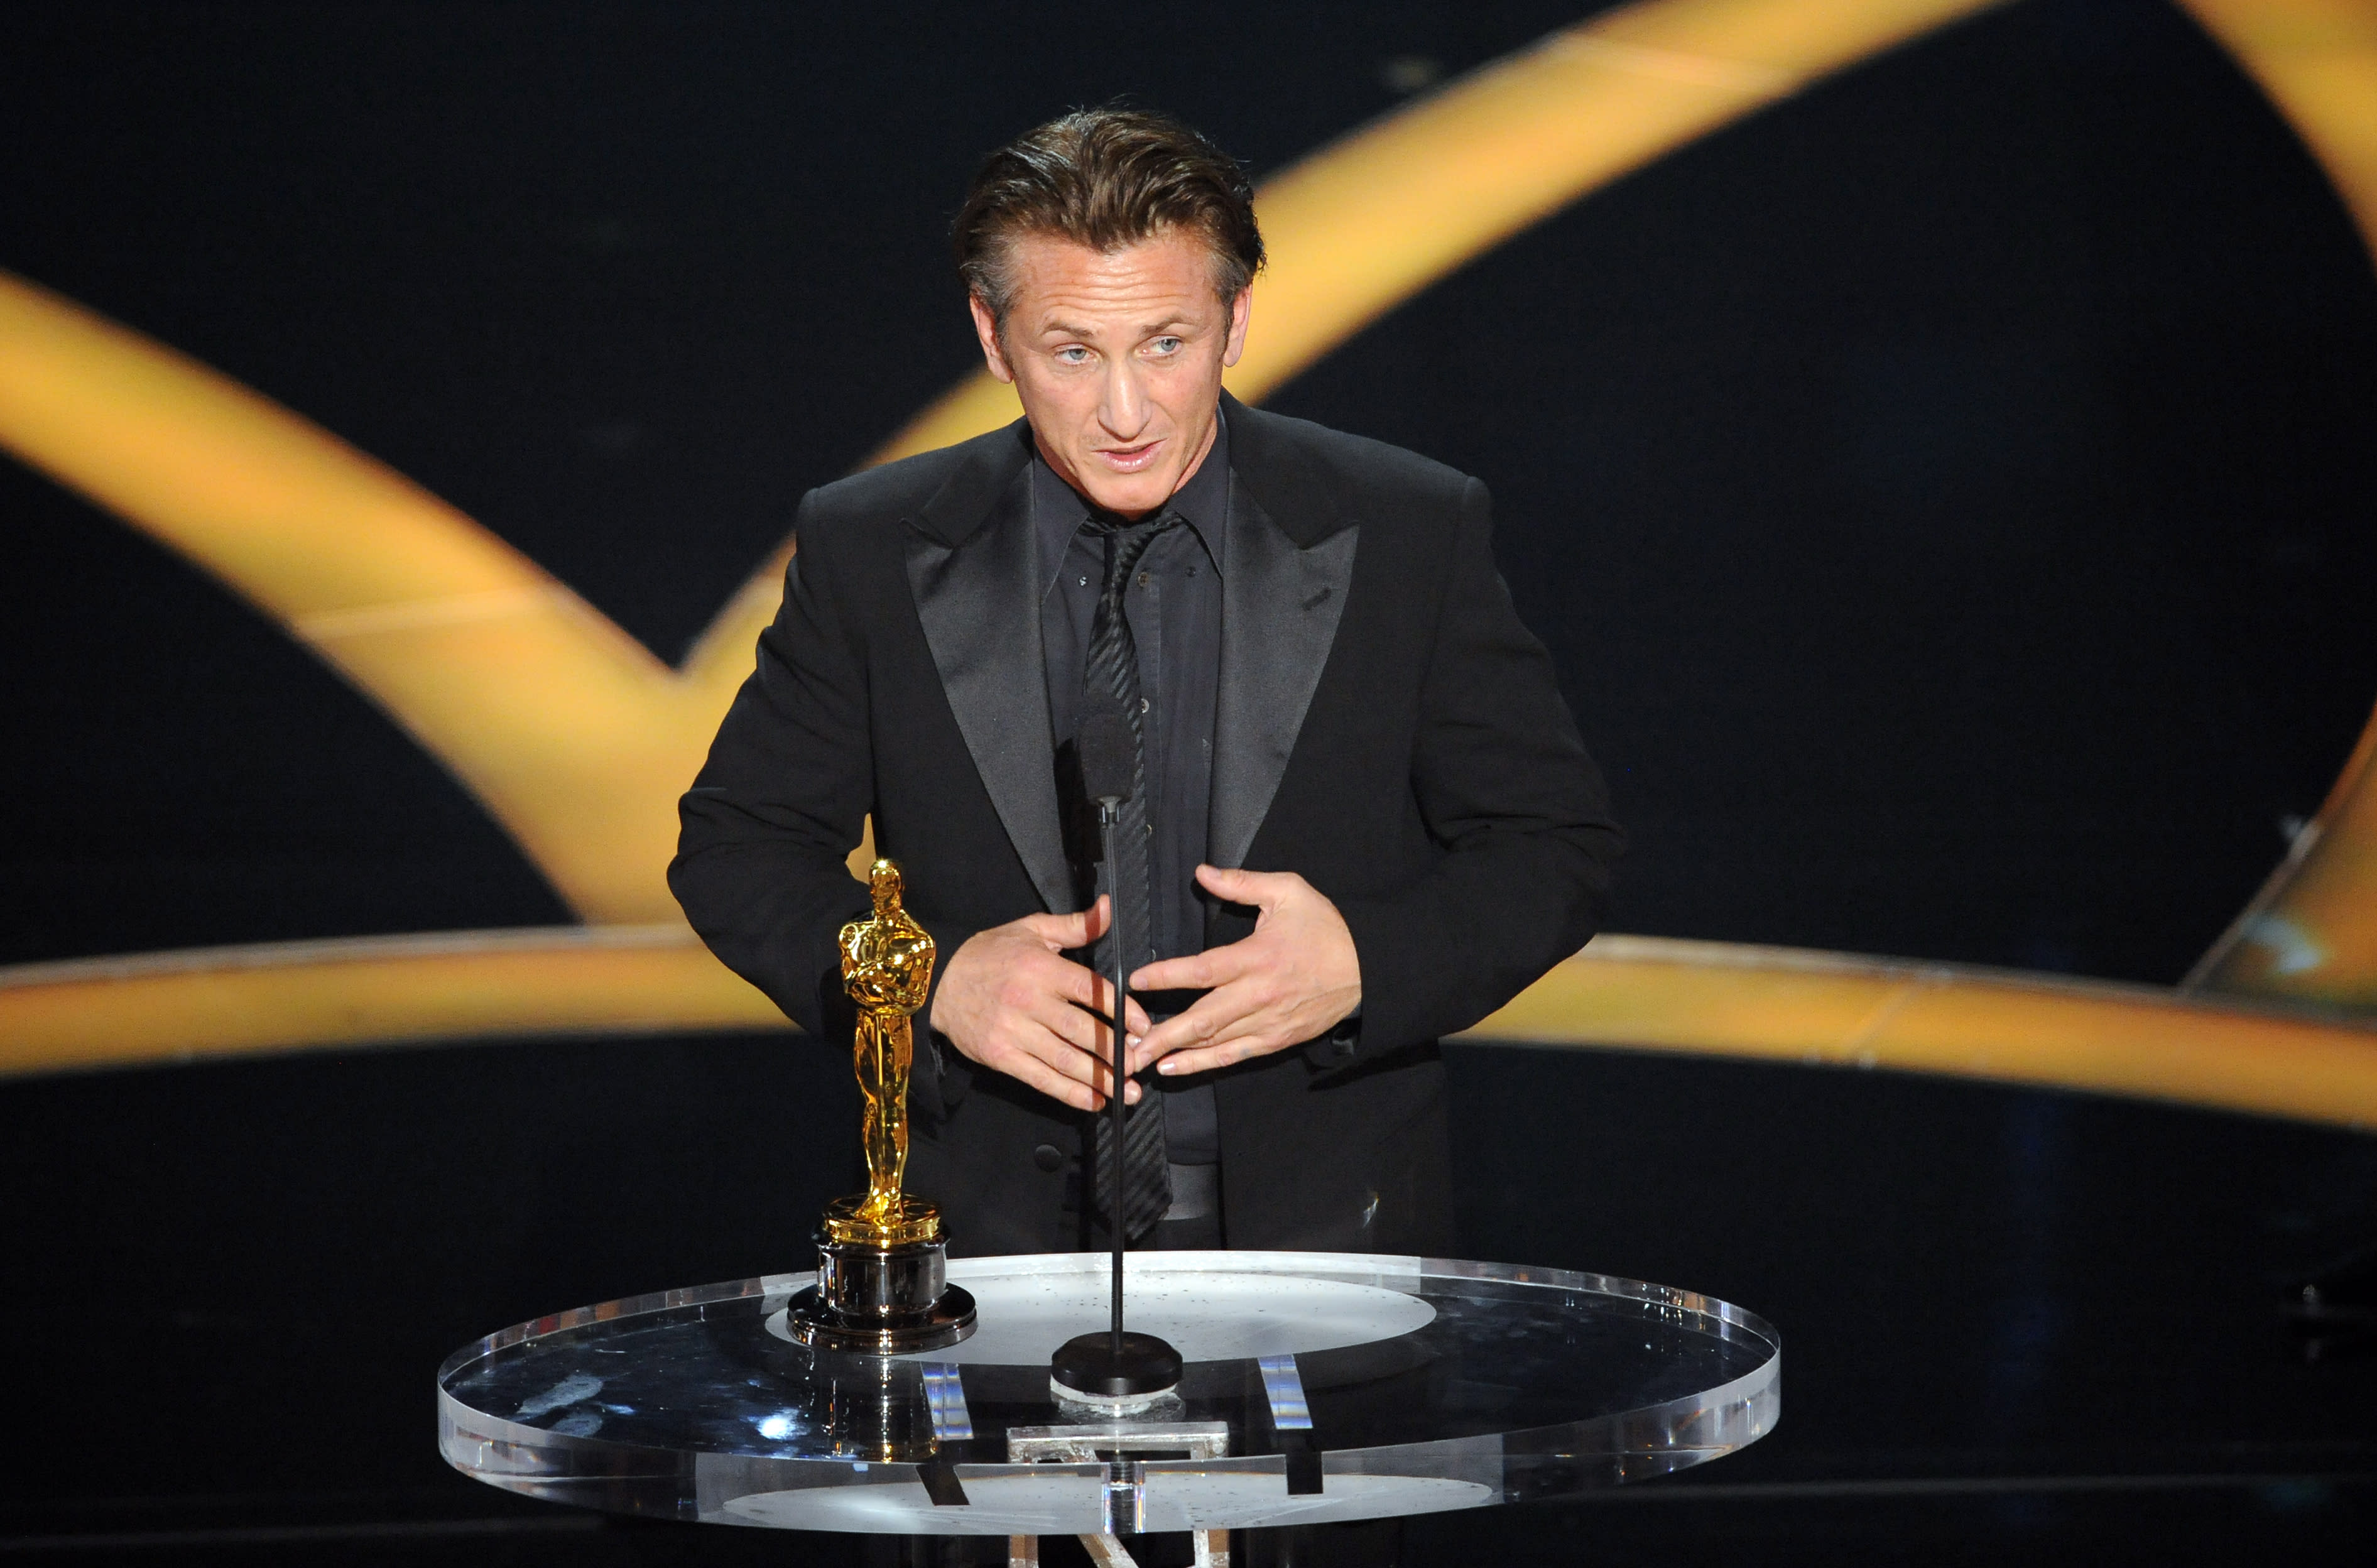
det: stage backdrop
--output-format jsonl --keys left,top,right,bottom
{"left": 4, "top": 0, "right": 2376, "bottom": 984}
{"left": 7, "top": 1, "right": 2377, "bottom": 1554}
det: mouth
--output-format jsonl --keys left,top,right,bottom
{"left": 1092, "top": 439, "right": 1163, "bottom": 474}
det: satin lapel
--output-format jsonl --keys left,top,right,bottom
{"left": 904, "top": 467, "right": 1075, "bottom": 913}
{"left": 1210, "top": 473, "right": 1358, "bottom": 871}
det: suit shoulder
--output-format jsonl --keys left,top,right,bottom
{"left": 1229, "top": 402, "right": 1472, "bottom": 523}
{"left": 792, "top": 422, "right": 1027, "bottom": 550}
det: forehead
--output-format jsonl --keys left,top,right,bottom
{"left": 1002, "top": 229, "right": 1222, "bottom": 330}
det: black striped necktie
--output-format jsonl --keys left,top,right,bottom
{"left": 1083, "top": 508, "right": 1179, "bottom": 1241}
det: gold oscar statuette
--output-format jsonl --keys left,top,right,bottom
{"left": 826, "top": 859, "right": 940, "bottom": 1246}
{"left": 785, "top": 858, "right": 976, "bottom": 1354}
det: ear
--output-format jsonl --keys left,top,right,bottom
{"left": 1221, "top": 286, "right": 1251, "bottom": 369}
{"left": 968, "top": 293, "right": 1015, "bottom": 384}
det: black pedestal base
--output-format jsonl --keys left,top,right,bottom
{"left": 1049, "top": 1330, "right": 1184, "bottom": 1399}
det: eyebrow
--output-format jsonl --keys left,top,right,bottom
{"left": 1037, "top": 315, "right": 1194, "bottom": 340}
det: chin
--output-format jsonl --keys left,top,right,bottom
{"left": 1079, "top": 477, "right": 1171, "bottom": 514}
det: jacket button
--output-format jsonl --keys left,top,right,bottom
{"left": 1033, "top": 1144, "right": 1063, "bottom": 1172}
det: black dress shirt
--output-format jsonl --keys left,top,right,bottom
{"left": 1033, "top": 415, "right": 1227, "bottom": 1164}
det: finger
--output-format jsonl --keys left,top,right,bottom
{"left": 1088, "top": 970, "right": 1157, "bottom": 1038}
{"left": 983, "top": 1037, "right": 1106, "bottom": 1111}
{"left": 1136, "top": 923, "right": 1275, "bottom": 994}
{"left": 1026, "top": 895, "right": 1111, "bottom": 952}
{"left": 1133, "top": 984, "right": 1261, "bottom": 1069}
{"left": 1025, "top": 1007, "right": 1156, "bottom": 1110}
{"left": 1050, "top": 953, "right": 1102, "bottom": 1011}
{"left": 1048, "top": 955, "right": 1155, "bottom": 1038}
{"left": 1030, "top": 990, "right": 1151, "bottom": 1109}
{"left": 1054, "top": 1001, "right": 1147, "bottom": 1103}
{"left": 1050, "top": 1018, "right": 1141, "bottom": 1104}
{"left": 1023, "top": 910, "right": 1089, "bottom": 950}
{"left": 1155, "top": 1030, "right": 1280, "bottom": 1076}
{"left": 1040, "top": 991, "right": 1119, "bottom": 1072}
{"left": 1152, "top": 1005, "right": 1295, "bottom": 1074}
{"left": 1130, "top": 945, "right": 1246, "bottom": 994}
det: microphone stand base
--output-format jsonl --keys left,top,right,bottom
{"left": 1048, "top": 1329, "right": 1183, "bottom": 1412}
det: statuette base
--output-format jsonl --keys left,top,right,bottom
{"left": 786, "top": 1231, "right": 976, "bottom": 1354}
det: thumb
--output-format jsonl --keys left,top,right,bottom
{"left": 1036, "top": 894, "right": 1111, "bottom": 950}
{"left": 1194, "top": 863, "right": 1273, "bottom": 905}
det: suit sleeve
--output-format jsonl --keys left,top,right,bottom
{"left": 670, "top": 492, "right": 875, "bottom": 1037}
{"left": 1332, "top": 477, "right": 1623, "bottom": 1052}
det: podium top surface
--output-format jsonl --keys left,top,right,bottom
{"left": 438, "top": 1250, "right": 1778, "bottom": 1535}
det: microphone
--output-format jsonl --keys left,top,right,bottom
{"left": 1076, "top": 705, "right": 1135, "bottom": 808}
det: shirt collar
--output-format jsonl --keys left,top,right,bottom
{"left": 1033, "top": 410, "right": 1228, "bottom": 591}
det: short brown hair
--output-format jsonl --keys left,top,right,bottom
{"left": 953, "top": 107, "right": 1265, "bottom": 325}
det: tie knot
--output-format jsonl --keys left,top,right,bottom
{"left": 1084, "top": 509, "right": 1182, "bottom": 596}
{"left": 1083, "top": 507, "right": 1182, "bottom": 542}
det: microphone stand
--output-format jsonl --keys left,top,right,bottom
{"left": 1097, "top": 795, "right": 1128, "bottom": 1364}
{"left": 1045, "top": 784, "right": 1183, "bottom": 1406}
{"left": 1048, "top": 717, "right": 1182, "bottom": 1410}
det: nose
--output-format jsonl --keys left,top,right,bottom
{"left": 1097, "top": 356, "right": 1150, "bottom": 440}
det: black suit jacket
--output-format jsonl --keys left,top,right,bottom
{"left": 672, "top": 395, "right": 1620, "bottom": 1256}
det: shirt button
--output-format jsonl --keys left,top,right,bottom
{"left": 1033, "top": 1143, "right": 1063, "bottom": 1172}
{"left": 1136, "top": 571, "right": 1151, "bottom": 587}
{"left": 1078, "top": 575, "right": 1090, "bottom": 587}
{"left": 1140, "top": 697, "right": 1150, "bottom": 713}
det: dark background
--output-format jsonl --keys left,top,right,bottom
{"left": 5, "top": 1, "right": 2376, "bottom": 1561}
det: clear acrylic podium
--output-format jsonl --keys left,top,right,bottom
{"left": 439, "top": 1251, "right": 1778, "bottom": 1562}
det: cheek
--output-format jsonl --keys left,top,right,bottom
{"left": 1158, "top": 354, "right": 1229, "bottom": 406}
{"left": 1015, "top": 365, "right": 1099, "bottom": 425}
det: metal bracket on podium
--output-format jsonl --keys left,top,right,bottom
{"left": 1004, "top": 1420, "right": 1231, "bottom": 1568}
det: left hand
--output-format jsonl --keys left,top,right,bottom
{"left": 1126, "top": 864, "right": 1361, "bottom": 1077}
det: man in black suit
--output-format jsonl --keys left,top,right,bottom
{"left": 672, "top": 107, "right": 1619, "bottom": 1260}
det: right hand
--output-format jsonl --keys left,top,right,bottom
{"left": 929, "top": 896, "right": 1151, "bottom": 1113}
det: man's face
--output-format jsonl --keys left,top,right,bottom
{"left": 970, "top": 228, "right": 1250, "bottom": 518}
